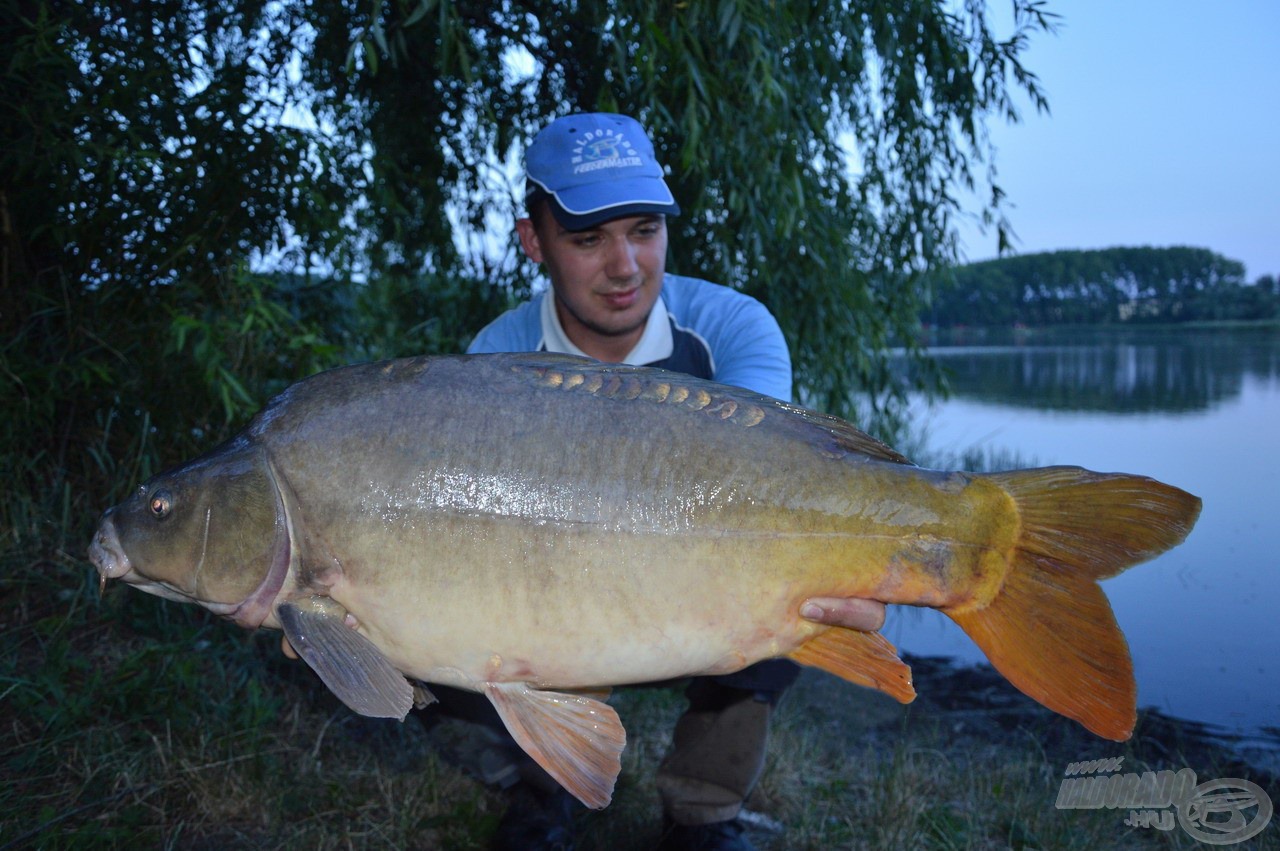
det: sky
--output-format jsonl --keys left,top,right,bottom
{"left": 953, "top": 1, "right": 1280, "bottom": 281}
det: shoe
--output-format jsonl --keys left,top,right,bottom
{"left": 490, "top": 783, "right": 577, "bottom": 851}
{"left": 657, "top": 818, "right": 757, "bottom": 851}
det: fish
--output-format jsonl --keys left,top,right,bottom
{"left": 88, "top": 352, "right": 1201, "bottom": 808}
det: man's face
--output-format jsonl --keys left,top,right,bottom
{"left": 518, "top": 206, "right": 668, "bottom": 360}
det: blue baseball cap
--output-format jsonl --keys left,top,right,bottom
{"left": 525, "top": 113, "right": 681, "bottom": 230}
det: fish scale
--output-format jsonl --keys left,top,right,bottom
{"left": 515, "top": 360, "right": 765, "bottom": 423}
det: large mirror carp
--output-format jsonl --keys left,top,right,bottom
{"left": 89, "top": 353, "right": 1201, "bottom": 808}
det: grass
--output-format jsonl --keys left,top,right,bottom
{"left": 1, "top": 553, "right": 493, "bottom": 849}
{"left": 4, "top": 531, "right": 1277, "bottom": 850}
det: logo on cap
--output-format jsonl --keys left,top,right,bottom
{"left": 572, "top": 130, "right": 643, "bottom": 175}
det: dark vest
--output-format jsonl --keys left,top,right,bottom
{"left": 540, "top": 317, "right": 714, "bottom": 381}
{"left": 641, "top": 318, "right": 713, "bottom": 380}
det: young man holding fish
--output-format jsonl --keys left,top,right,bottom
{"left": 98, "top": 115, "right": 1197, "bottom": 851}
{"left": 458, "top": 112, "right": 886, "bottom": 851}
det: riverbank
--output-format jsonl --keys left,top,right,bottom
{"left": 414, "top": 657, "right": 1280, "bottom": 849}
{"left": 4, "top": 549, "right": 1277, "bottom": 850}
{"left": 732, "top": 659, "right": 1280, "bottom": 850}
{"left": 3, "top": 594, "right": 1277, "bottom": 850}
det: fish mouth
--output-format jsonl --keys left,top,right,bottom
{"left": 88, "top": 515, "right": 131, "bottom": 585}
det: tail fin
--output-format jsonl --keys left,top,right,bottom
{"left": 946, "top": 467, "right": 1201, "bottom": 741}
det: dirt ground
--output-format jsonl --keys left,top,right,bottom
{"left": 787, "top": 654, "right": 1279, "bottom": 776}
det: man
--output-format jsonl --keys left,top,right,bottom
{"left": 458, "top": 112, "right": 885, "bottom": 851}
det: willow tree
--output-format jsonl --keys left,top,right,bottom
{"left": 3, "top": 0, "right": 1055, "bottom": 510}
{"left": 301, "top": 0, "right": 1055, "bottom": 415}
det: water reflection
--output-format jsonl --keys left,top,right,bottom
{"left": 922, "top": 327, "right": 1280, "bottom": 413}
{"left": 889, "top": 326, "right": 1280, "bottom": 744}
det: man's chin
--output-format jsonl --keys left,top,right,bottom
{"left": 584, "top": 313, "right": 648, "bottom": 340}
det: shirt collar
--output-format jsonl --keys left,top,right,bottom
{"left": 540, "top": 287, "right": 674, "bottom": 365}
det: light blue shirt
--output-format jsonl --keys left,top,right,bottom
{"left": 468, "top": 274, "right": 793, "bottom": 402}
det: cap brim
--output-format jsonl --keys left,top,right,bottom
{"left": 544, "top": 176, "right": 681, "bottom": 230}
{"left": 548, "top": 200, "right": 681, "bottom": 231}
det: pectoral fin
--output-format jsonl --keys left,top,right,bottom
{"left": 277, "top": 597, "right": 414, "bottom": 720}
{"left": 484, "top": 681, "right": 625, "bottom": 809}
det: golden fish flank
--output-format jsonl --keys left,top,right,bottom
{"left": 88, "top": 352, "right": 1201, "bottom": 810}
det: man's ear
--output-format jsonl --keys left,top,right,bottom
{"left": 516, "top": 218, "right": 543, "bottom": 263}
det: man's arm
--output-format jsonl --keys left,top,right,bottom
{"left": 701, "top": 297, "right": 793, "bottom": 402}
{"left": 466, "top": 298, "right": 543, "bottom": 354}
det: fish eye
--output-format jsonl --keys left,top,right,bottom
{"left": 149, "top": 490, "right": 173, "bottom": 519}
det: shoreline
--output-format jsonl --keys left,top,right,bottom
{"left": 790, "top": 653, "right": 1280, "bottom": 783}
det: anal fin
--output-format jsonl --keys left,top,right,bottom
{"left": 277, "top": 598, "right": 414, "bottom": 720}
{"left": 788, "top": 628, "right": 916, "bottom": 703}
{"left": 484, "top": 681, "right": 625, "bottom": 809}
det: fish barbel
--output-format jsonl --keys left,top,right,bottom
{"left": 88, "top": 353, "right": 1201, "bottom": 807}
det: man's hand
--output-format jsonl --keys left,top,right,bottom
{"left": 800, "top": 597, "right": 886, "bottom": 632}
{"left": 281, "top": 635, "right": 299, "bottom": 660}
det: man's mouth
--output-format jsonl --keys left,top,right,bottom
{"left": 600, "top": 288, "right": 639, "bottom": 310}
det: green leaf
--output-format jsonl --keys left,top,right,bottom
{"left": 403, "top": 0, "right": 436, "bottom": 28}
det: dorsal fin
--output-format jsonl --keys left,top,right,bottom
{"left": 772, "top": 400, "right": 912, "bottom": 464}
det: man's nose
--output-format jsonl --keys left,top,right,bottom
{"left": 605, "top": 240, "right": 640, "bottom": 278}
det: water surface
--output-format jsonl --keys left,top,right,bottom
{"left": 883, "top": 327, "right": 1280, "bottom": 744}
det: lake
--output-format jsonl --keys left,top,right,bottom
{"left": 881, "top": 325, "right": 1280, "bottom": 747}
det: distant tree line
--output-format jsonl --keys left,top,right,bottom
{"left": 924, "top": 247, "right": 1279, "bottom": 326}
